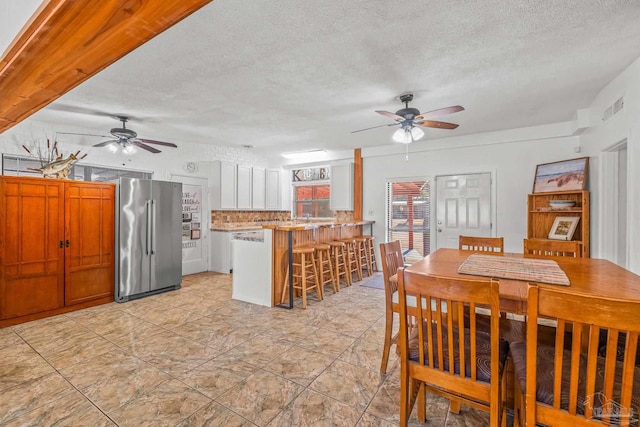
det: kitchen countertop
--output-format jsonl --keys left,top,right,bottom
{"left": 263, "top": 220, "right": 374, "bottom": 231}
{"left": 211, "top": 220, "right": 374, "bottom": 232}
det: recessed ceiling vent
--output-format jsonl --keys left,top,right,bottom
{"left": 603, "top": 96, "right": 624, "bottom": 123}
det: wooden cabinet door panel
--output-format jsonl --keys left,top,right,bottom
{"left": 0, "top": 178, "right": 64, "bottom": 319}
{"left": 64, "top": 183, "right": 115, "bottom": 305}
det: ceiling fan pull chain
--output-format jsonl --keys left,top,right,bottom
{"left": 405, "top": 143, "right": 409, "bottom": 161}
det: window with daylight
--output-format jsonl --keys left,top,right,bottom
{"left": 293, "top": 184, "right": 332, "bottom": 218}
{"left": 291, "top": 166, "right": 332, "bottom": 218}
{"left": 386, "top": 180, "right": 431, "bottom": 263}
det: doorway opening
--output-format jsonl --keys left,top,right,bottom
{"left": 602, "top": 139, "right": 628, "bottom": 267}
{"left": 386, "top": 180, "right": 431, "bottom": 263}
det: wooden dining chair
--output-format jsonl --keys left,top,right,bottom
{"left": 459, "top": 235, "right": 504, "bottom": 254}
{"left": 510, "top": 285, "right": 640, "bottom": 427}
{"left": 523, "top": 238, "right": 582, "bottom": 258}
{"left": 379, "top": 240, "right": 406, "bottom": 374}
{"left": 396, "top": 268, "right": 509, "bottom": 427}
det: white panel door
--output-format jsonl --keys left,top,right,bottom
{"left": 435, "top": 173, "right": 492, "bottom": 250}
{"left": 173, "top": 175, "right": 209, "bottom": 275}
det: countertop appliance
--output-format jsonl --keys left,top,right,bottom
{"left": 115, "top": 177, "right": 182, "bottom": 302}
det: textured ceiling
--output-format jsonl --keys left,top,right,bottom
{"left": 22, "top": 0, "right": 640, "bottom": 160}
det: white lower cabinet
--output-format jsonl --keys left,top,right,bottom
{"left": 210, "top": 231, "right": 235, "bottom": 273}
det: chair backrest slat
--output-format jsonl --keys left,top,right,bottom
{"left": 568, "top": 322, "right": 582, "bottom": 415}
{"left": 583, "top": 326, "right": 600, "bottom": 420}
{"left": 380, "top": 241, "right": 403, "bottom": 299}
{"left": 456, "top": 300, "right": 466, "bottom": 379}
{"left": 459, "top": 235, "right": 504, "bottom": 253}
{"left": 523, "top": 238, "right": 581, "bottom": 258}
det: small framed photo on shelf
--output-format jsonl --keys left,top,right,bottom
{"left": 548, "top": 216, "right": 580, "bottom": 240}
{"left": 532, "top": 157, "right": 589, "bottom": 193}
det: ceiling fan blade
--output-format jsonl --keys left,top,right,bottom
{"left": 414, "top": 105, "right": 464, "bottom": 121}
{"left": 131, "top": 141, "right": 161, "bottom": 153}
{"left": 375, "top": 110, "right": 406, "bottom": 122}
{"left": 137, "top": 138, "right": 178, "bottom": 147}
{"left": 93, "top": 139, "right": 119, "bottom": 147}
{"left": 415, "top": 120, "right": 459, "bottom": 130}
{"left": 57, "top": 131, "right": 111, "bottom": 138}
{"left": 351, "top": 123, "right": 398, "bottom": 133}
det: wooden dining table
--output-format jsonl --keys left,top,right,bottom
{"left": 405, "top": 248, "right": 640, "bottom": 315}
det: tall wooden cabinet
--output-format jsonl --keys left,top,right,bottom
{"left": 525, "top": 190, "right": 589, "bottom": 257}
{"left": 0, "top": 177, "right": 115, "bottom": 326}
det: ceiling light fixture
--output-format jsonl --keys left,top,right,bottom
{"left": 107, "top": 141, "right": 137, "bottom": 155}
{"left": 392, "top": 126, "right": 424, "bottom": 144}
{"left": 122, "top": 144, "right": 137, "bottom": 155}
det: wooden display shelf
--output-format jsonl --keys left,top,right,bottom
{"left": 526, "top": 190, "right": 589, "bottom": 257}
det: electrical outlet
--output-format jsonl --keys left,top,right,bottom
{"left": 368, "top": 210, "right": 374, "bottom": 216}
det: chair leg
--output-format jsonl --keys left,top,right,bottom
{"left": 450, "top": 399, "right": 461, "bottom": 414}
{"left": 380, "top": 310, "right": 394, "bottom": 374}
{"left": 280, "top": 264, "right": 290, "bottom": 304}
{"left": 300, "top": 254, "right": 307, "bottom": 309}
{"left": 311, "top": 254, "right": 322, "bottom": 301}
{"left": 399, "top": 366, "right": 411, "bottom": 427}
{"left": 417, "top": 382, "right": 426, "bottom": 422}
{"left": 316, "top": 252, "right": 324, "bottom": 300}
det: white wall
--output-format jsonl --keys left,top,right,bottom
{"left": 579, "top": 56, "right": 640, "bottom": 273}
{"left": 362, "top": 129, "right": 579, "bottom": 254}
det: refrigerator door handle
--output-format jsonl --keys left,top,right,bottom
{"left": 146, "top": 200, "right": 152, "bottom": 255}
{"left": 151, "top": 199, "right": 157, "bottom": 255}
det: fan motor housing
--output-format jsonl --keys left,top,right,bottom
{"left": 395, "top": 107, "right": 420, "bottom": 120}
{"left": 110, "top": 127, "right": 137, "bottom": 139}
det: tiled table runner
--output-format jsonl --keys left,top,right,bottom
{"left": 458, "top": 254, "right": 570, "bottom": 286}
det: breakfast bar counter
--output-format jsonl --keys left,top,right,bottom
{"left": 263, "top": 221, "right": 374, "bottom": 307}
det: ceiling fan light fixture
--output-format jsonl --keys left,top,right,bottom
{"left": 410, "top": 126, "right": 424, "bottom": 141}
{"left": 122, "top": 144, "right": 137, "bottom": 155}
{"left": 108, "top": 142, "right": 119, "bottom": 153}
{"left": 393, "top": 127, "right": 417, "bottom": 144}
{"left": 392, "top": 128, "right": 407, "bottom": 143}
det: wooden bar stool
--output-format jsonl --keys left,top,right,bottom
{"left": 355, "top": 237, "right": 372, "bottom": 277}
{"left": 340, "top": 237, "right": 362, "bottom": 283}
{"left": 309, "top": 243, "right": 337, "bottom": 298}
{"left": 327, "top": 240, "right": 350, "bottom": 288}
{"left": 365, "top": 236, "right": 378, "bottom": 272}
{"left": 280, "top": 246, "right": 322, "bottom": 308}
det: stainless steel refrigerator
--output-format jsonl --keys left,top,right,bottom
{"left": 115, "top": 178, "right": 182, "bottom": 302}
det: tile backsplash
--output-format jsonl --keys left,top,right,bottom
{"left": 211, "top": 210, "right": 354, "bottom": 226}
{"left": 211, "top": 210, "right": 291, "bottom": 226}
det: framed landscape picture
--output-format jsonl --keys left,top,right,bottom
{"left": 533, "top": 157, "right": 589, "bottom": 193}
{"left": 548, "top": 216, "right": 580, "bottom": 240}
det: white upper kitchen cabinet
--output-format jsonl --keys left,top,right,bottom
{"left": 330, "top": 163, "right": 353, "bottom": 210}
{"left": 210, "top": 161, "right": 237, "bottom": 210}
{"left": 265, "top": 168, "right": 281, "bottom": 210}
{"left": 252, "top": 167, "right": 266, "bottom": 209}
{"left": 237, "top": 165, "right": 252, "bottom": 209}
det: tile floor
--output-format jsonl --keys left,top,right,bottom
{"left": 0, "top": 272, "right": 492, "bottom": 426}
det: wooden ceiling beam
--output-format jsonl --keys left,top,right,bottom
{"left": 0, "top": 0, "right": 212, "bottom": 133}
